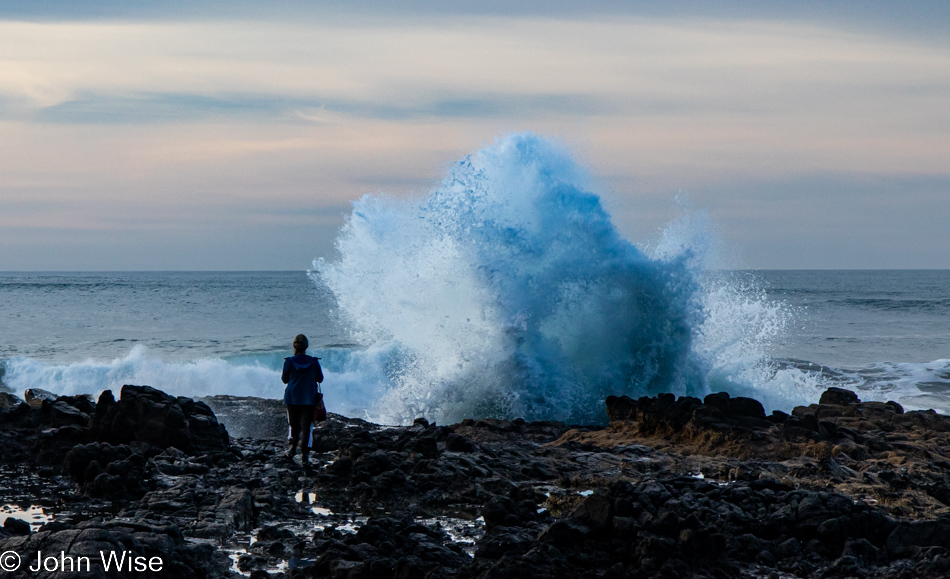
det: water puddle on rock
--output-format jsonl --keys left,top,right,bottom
{"left": 0, "top": 504, "right": 52, "bottom": 531}
{"left": 0, "top": 464, "right": 67, "bottom": 531}
{"left": 294, "top": 491, "right": 333, "bottom": 516}
{"left": 418, "top": 516, "right": 485, "bottom": 557}
{"left": 193, "top": 483, "right": 489, "bottom": 576}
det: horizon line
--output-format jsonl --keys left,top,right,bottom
{"left": 2, "top": 268, "right": 950, "bottom": 274}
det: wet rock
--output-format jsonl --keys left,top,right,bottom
{"left": 820, "top": 387, "right": 861, "bottom": 406}
{"left": 570, "top": 493, "right": 613, "bottom": 530}
{"left": 34, "top": 424, "right": 92, "bottom": 466}
{"left": 444, "top": 433, "right": 475, "bottom": 453}
{"left": 605, "top": 395, "right": 638, "bottom": 421}
{"left": 63, "top": 442, "right": 151, "bottom": 500}
{"left": 729, "top": 396, "right": 767, "bottom": 420}
{"left": 199, "top": 395, "right": 288, "bottom": 440}
{"left": 185, "top": 486, "right": 256, "bottom": 538}
{"left": 3, "top": 517, "right": 30, "bottom": 536}
{"left": 886, "top": 517, "right": 950, "bottom": 558}
{"left": 482, "top": 497, "right": 521, "bottom": 530}
{"left": 7, "top": 386, "right": 950, "bottom": 579}
{"left": 0, "top": 392, "right": 24, "bottom": 412}
{"left": 0, "top": 520, "right": 223, "bottom": 578}
{"left": 636, "top": 393, "right": 702, "bottom": 434}
{"left": 474, "top": 526, "right": 536, "bottom": 559}
{"left": 536, "top": 516, "right": 592, "bottom": 546}
{"left": 304, "top": 515, "right": 468, "bottom": 578}
{"left": 257, "top": 525, "right": 294, "bottom": 541}
{"left": 775, "top": 537, "right": 802, "bottom": 559}
{"left": 48, "top": 400, "right": 92, "bottom": 427}
{"left": 91, "top": 385, "right": 228, "bottom": 454}
{"left": 842, "top": 537, "right": 883, "bottom": 566}
{"left": 413, "top": 437, "right": 439, "bottom": 459}
{"left": 24, "top": 387, "right": 56, "bottom": 408}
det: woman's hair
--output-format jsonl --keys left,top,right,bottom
{"left": 293, "top": 334, "right": 309, "bottom": 350}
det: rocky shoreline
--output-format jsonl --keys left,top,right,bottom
{"left": 4, "top": 386, "right": 950, "bottom": 578}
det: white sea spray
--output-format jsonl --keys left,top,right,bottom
{"left": 311, "top": 133, "right": 788, "bottom": 424}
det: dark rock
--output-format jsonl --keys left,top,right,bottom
{"left": 444, "top": 433, "right": 475, "bottom": 453}
{"left": 258, "top": 526, "right": 295, "bottom": 541}
{"left": 842, "top": 537, "right": 883, "bottom": 566}
{"left": 886, "top": 517, "right": 950, "bottom": 558}
{"left": 768, "top": 409, "right": 790, "bottom": 423}
{"left": 570, "top": 493, "right": 612, "bottom": 529}
{"left": 0, "top": 521, "right": 221, "bottom": 577}
{"left": 605, "top": 395, "right": 638, "bottom": 421}
{"left": 481, "top": 497, "right": 519, "bottom": 530}
{"left": 24, "top": 387, "right": 56, "bottom": 408}
{"left": 819, "top": 387, "right": 860, "bottom": 406}
{"left": 730, "top": 396, "right": 766, "bottom": 419}
{"left": 825, "top": 555, "right": 860, "bottom": 576}
{"left": 49, "top": 400, "right": 91, "bottom": 427}
{"left": 53, "top": 394, "right": 96, "bottom": 415}
{"left": 635, "top": 394, "right": 703, "bottom": 434}
{"left": 413, "top": 437, "right": 439, "bottom": 459}
{"left": 208, "top": 487, "right": 255, "bottom": 536}
{"left": 775, "top": 537, "right": 802, "bottom": 559}
{"left": 703, "top": 391, "right": 731, "bottom": 413}
{"left": 474, "top": 526, "right": 535, "bottom": 559}
{"left": 3, "top": 517, "right": 30, "bottom": 536}
{"left": 63, "top": 441, "right": 151, "bottom": 499}
{"left": 749, "top": 479, "right": 794, "bottom": 493}
{"left": 91, "top": 385, "right": 228, "bottom": 453}
{"left": 34, "top": 424, "right": 91, "bottom": 465}
{"left": 537, "top": 517, "right": 592, "bottom": 546}
{"left": 0, "top": 392, "right": 24, "bottom": 412}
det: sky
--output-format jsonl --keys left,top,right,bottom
{"left": 1, "top": 1, "right": 948, "bottom": 270}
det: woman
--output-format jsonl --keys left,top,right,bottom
{"left": 281, "top": 334, "right": 323, "bottom": 464}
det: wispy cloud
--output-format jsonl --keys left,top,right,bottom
{"left": 30, "top": 92, "right": 313, "bottom": 124}
{"left": 22, "top": 91, "right": 616, "bottom": 124}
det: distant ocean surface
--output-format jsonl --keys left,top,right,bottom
{"left": 2, "top": 269, "right": 948, "bottom": 423}
{"left": 2, "top": 136, "right": 949, "bottom": 424}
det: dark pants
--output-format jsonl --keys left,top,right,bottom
{"left": 287, "top": 404, "right": 315, "bottom": 452}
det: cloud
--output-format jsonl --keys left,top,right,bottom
{"left": 30, "top": 92, "right": 313, "bottom": 124}
{"left": 0, "top": 14, "right": 948, "bottom": 269}
{"left": 22, "top": 91, "right": 615, "bottom": 125}
{"left": 1, "top": 1, "right": 947, "bottom": 38}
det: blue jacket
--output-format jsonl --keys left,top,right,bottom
{"left": 281, "top": 354, "right": 324, "bottom": 405}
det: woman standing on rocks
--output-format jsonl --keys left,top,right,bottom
{"left": 281, "top": 334, "right": 324, "bottom": 464}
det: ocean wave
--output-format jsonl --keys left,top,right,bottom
{"left": 5, "top": 346, "right": 949, "bottom": 422}
{"left": 16, "top": 135, "right": 943, "bottom": 424}
{"left": 1, "top": 346, "right": 282, "bottom": 402}
{"left": 309, "top": 133, "right": 827, "bottom": 424}
{"left": 0, "top": 344, "right": 416, "bottom": 423}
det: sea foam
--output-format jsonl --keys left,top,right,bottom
{"left": 2, "top": 346, "right": 280, "bottom": 401}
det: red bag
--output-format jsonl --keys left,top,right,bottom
{"left": 313, "top": 391, "right": 327, "bottom": 422}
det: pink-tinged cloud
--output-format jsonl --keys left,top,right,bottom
{"left": 0, "top": 16, "right": 947, "bottom": 269}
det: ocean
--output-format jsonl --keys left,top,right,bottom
{"left": 2, "top": 135, "right": 948, "bottom": 425}
{"left": 2, "top": 269, "right": 948, "bottom": 425}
